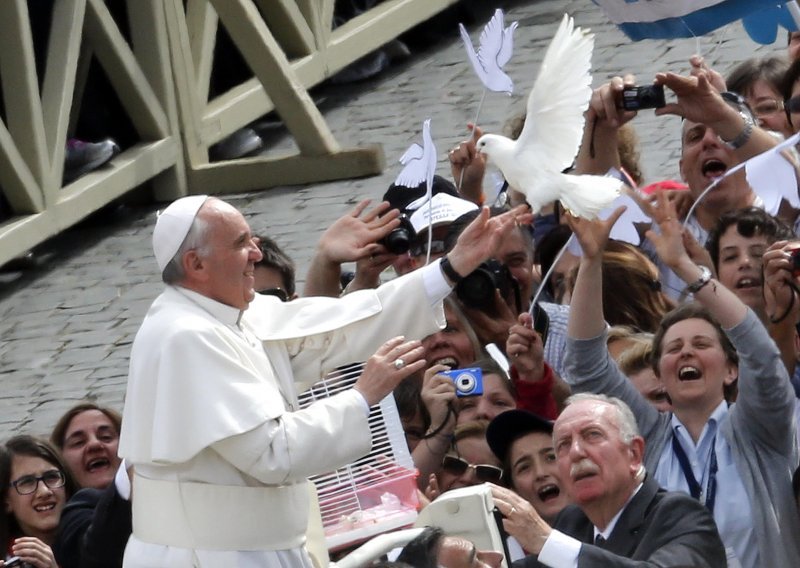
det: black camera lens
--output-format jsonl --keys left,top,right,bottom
{"left": 380, "top": 214, "right": 416, "bottom": 255}
{"left": 456, "top": 259, "right": 518, "bottom": 313}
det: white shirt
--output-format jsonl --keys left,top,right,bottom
{"left": 655, "top": 402, "right": 755, "bottom": 568}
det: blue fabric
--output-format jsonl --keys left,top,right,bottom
{"left": 594, "top": 0, "right": 798, "bottom": 44}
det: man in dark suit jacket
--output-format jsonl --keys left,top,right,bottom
{"left": 491, "top": 394, "right": 725, "bottom": 567}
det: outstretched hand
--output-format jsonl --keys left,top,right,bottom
{"left": 564, "top": 205, "right": 626, "bottom": 260}
{"left": 447, "top": 205, "right": 533, "bottom": 277}
{"left": 644, "top": 191, "right": 689, "bottom": 271}
{"left": 354, "top": 336, "right": 426, "bottom": 407}
{"left": 654, "top": 71, "right": 731, "bottom": 127}
{"left": 316, "top": 200, "right": 400, "bottom": 264}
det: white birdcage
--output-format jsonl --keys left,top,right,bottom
{"left": 298, "top": 362, "right": 420, "bottom": 552}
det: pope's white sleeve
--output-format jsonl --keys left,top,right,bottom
{"left": 210, "top": 389, "right": 371, "bottom": 484}
{"left": 421, "top": 259, "right": 452, "bottom": 305}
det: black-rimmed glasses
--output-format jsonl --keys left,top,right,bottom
{"left": 10, "top": 469, "right": 65, "bottom": 495}
{"left": 441, "top": 454, "right": 504, "bottom": 483}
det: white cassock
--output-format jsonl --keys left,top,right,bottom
{"left": 119, "top": 261, "right": 450, "bottom": 568}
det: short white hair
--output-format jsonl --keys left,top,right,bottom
{"left": 563, "top": 393, "right": 641, "bottom": 445}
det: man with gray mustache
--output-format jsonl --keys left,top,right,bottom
{"left": 491, "top": 394, "right": 726, "bottom": 567}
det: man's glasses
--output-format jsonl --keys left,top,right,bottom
{"left": 10, "top": 469, "right": 65, "bottom": 495}
{"left": 257, "top": 287, "right": 289, "bottom": 302}
{"left": 441, "top": 455, "right": 503, "bottom": 483}
{"left": 410, "top": 240, "right": 447, "bottom": 258}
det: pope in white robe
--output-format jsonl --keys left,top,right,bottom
{"left": 118, "top": 196, "right": 527, "bottom": 567}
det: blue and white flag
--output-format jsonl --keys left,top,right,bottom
{"left": 593, "top": 0, "right": 797, "bottom": 44}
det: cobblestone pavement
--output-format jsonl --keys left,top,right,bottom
{"left": 0, "top": 0, "right": 780, "bottom": 438}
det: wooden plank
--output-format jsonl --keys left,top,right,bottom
{"left": 254, "top": 0, "right": 315, "bottom": 58}
{"left": 187, "top": 144, "right": 385, "bottom": 194}
{"left": 0, "top": 138, "right": 178, "bottom": 266}
{"left": 40, "top": 0, "right": 86, "bottom": 196}
{"left": 163, "top": 0, "right": 211, "bottom": 164}
{"left": 201, "top": 0, "right": 458, "bottom": 142}
{"left": 186, "top": 0, "right": 218, "bottom": 105}
{"left": 0, "top": 0, "right": 50, "bottom": 187}
{"left": 324, "top": 0, "right": 460, "bottom": 76}
{"left": 0, "top": 118, "right": 43, "bottom": 213}
{"left": 84, "top": 0, "right": 170, "bottom": 139}
{"left": 128, "top": 0, "right": 187, "bottom": 200}
{"left": 209, "top": 0, "right": 338, "bottom": 155}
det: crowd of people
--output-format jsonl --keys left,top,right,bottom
{"left": 9, "top": 17, "right": 800, "bottom": 568}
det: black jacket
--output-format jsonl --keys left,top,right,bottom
{"left": 54, "top": 483, "right": 132, "bottom": 568}
{"left": 513, "top": 475, "right": 726, "bottom": 567}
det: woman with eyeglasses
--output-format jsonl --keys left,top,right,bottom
{"left": 424, "top": 420, "right": 505, "bottom": 501}
{"left": 727, "top": 56, "right": 792, "bottom": 138}
{"left": 0, "top": 435, "right": 77, "bottom": 568}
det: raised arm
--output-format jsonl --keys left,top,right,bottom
{"left": 655, "top": 70, "right": 777, "bottom": 161}
{"left": 304, "top": 200, "right": 399, "bottom": 297}
{"left": 645, "top": 191, "right": 747, "bottom": 328}
{"left": 574, "top": 75, "right": 637, "bottom": 176}
{"left": 565, "top": 206, "right": 627, "bottom": 340}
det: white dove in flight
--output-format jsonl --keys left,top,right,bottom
{"left": 395, "top": 119, "right": 438, "bottom": 209}
{"left": 459, "top": 9, "right": 518, "bottom": 94}
{"left": 476, "top": 14, "right": 622, "bottom": 219}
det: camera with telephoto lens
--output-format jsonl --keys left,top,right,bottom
{"left": 380, "top": 214, "right": 417, "bottom": 255}
{"left": 440, "top": 367, "right": 483, "bottom": 397}
{"left": 621, "top": 84, "right": 666, "bottom": 111}
{"left": 455, "top": 259, "right": 519, "bottom": 314}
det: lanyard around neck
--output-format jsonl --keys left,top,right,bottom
{"left": 671, "top": 433, "right": 717, "bottom": 512}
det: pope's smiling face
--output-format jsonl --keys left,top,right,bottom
{"left": 194, "top": 200, "right": 263, "bottom": 310}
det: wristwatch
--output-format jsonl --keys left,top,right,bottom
{"left": 440, "top": 255, "right": 465, "bottom": 284}
{"left": 719, "top": 91, "right": 755, "bottom": 150}
{"left": 721, "top": 110, "right": 754, "bottom": 150}
{"left": 686, "top": 265, "right": 712, "bottom": 294}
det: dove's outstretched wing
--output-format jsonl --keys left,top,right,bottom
{"left": 395, "top": 143, "right": 425, "bottom": 188}
{"left": 497, "top": 19, "right": 519, "bottom": 68}
{"left": 514, "top": 14, "right": 594, "bottom": 172}
{"left": 459, "top": 23, "right": 487, "bottom": 85}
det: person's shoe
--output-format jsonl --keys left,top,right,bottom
{"left": 209, "top": 127, "right": 264, "bottom": 161}
{"left": 64, "top": 138, "right": 120, "bottom": 184}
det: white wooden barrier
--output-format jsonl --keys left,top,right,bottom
{"left": 0, "top": 0, "right": 459, "bottom": 266}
